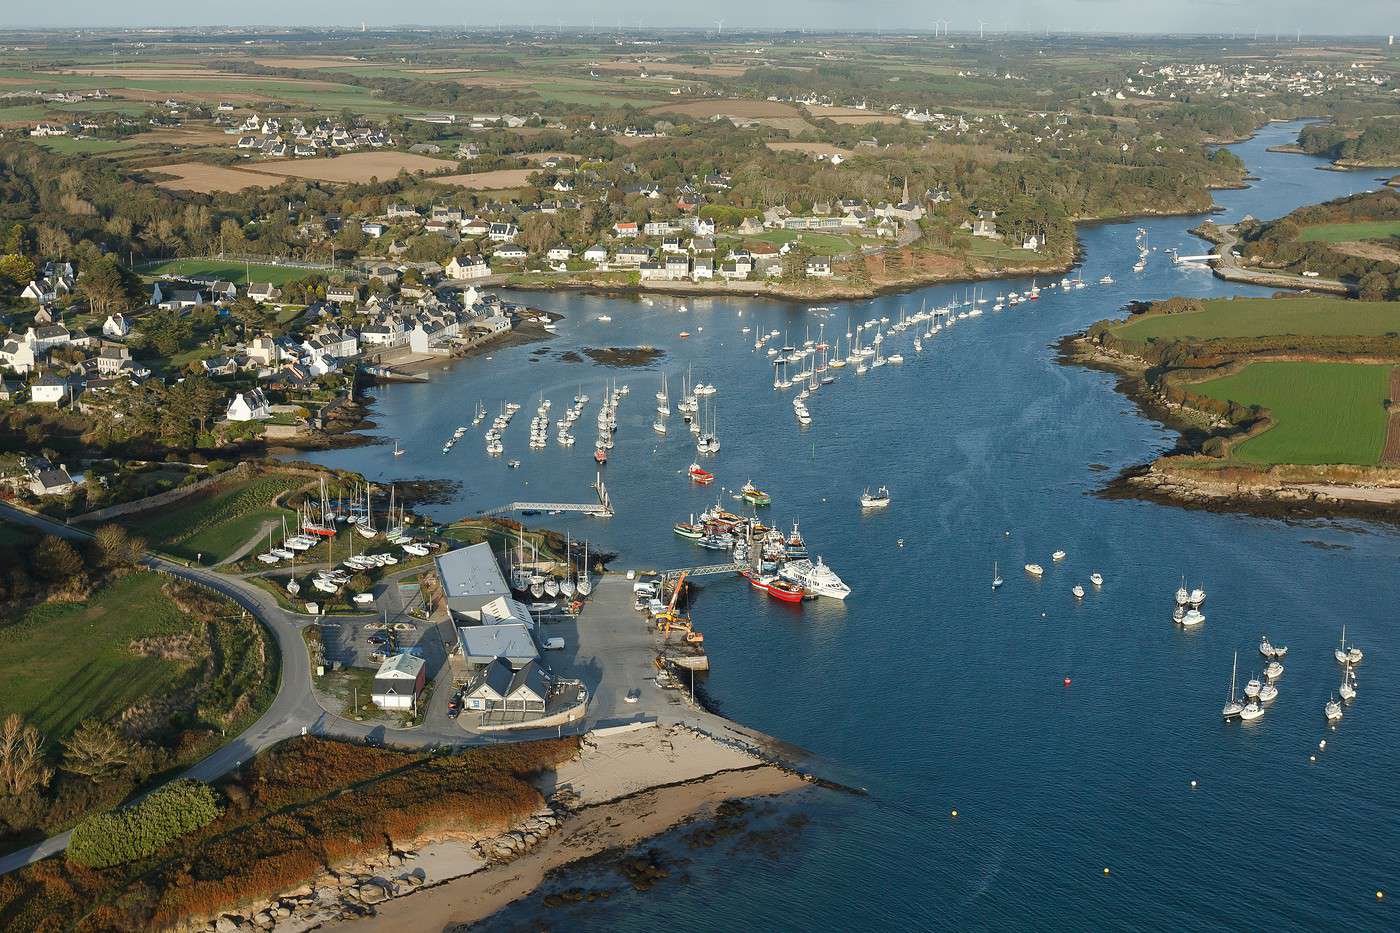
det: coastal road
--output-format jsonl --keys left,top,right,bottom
{"left": 1209, "top": 225, "right": 1351, "bottom": 294}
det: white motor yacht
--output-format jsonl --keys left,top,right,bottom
{"left": 1325, "top": 697, "right": 1343, "bottom": 723}
{"left": 1090, "top": 572, "right": 1104, "bottom": 587}
{"left": 1072, "top": 585, "right": 1085, "bottom": 599}
{"left": 1025, "top": 563, "right": 1044, "bottom": 577}
{"left": 1181, "top": 608, "right": 1205, "bottom": 627}
{"left": 1239, "top": 701, "right": 1265, "bottom": 722}
{"left": 1244, "top": 678, "right": 1262, "bottom": 700}
{"left": 1175, "top": 585, "right": 1190, "bottom": 607}
{"left": 1052, "top": 549, "right": 1066, "bottom": 561}
{"left": 1264, "top": 660, "right": 1284, "bottom": 680}
{"left": 1257, "top": 681, "right": 1278, "bottom": 704}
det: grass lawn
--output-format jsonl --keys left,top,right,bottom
{"left": 960, "top": 234, "right": 1038, "bottom": 262}
{"left": 116, "top": 472, "right": 307, "bottom": 562}
{"left": 140, "top": 258, "right": 332, "bottom": 287}
{"left": 1193, "top": 361, "right": 1393, "bottom": 465}
{"left": 1298, "top": 221, "right": 1400, "bottom": 243}
{"left": 0, "top": 573, "right": 192, "bottom": 739}
{"left": 1109, "top": 297, "right": 1400, "bottom": 342}
{"left": 734, "top": 229, "right": 859, "bottom": 254}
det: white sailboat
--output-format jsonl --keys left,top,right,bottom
{"left": 1222, "top": 652, "right": 1243, "bottom": 719}
{"left": 576, "top": 541, "right": 593, "bottom": 597}
{"left": 992, "top": 561, "right": 1003, "bottom": 590}
{"left": 1339, "top": 662, "right": 1357, "bottom": 702}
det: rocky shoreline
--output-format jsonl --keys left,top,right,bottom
{"left": 180, "top": 725, "right": 813, "bottom": 933}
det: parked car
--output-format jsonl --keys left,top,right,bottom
{"left": 367, "top": 634, "right": 388, "bottom": 646}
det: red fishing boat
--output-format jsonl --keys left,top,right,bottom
{"left": 688, "top": 463, "right": 715, "bottom": 485}
{"left": 740, "top": 569, "right": 771, "bottom": 591}
{"left": 766, "top": 578, "right": 806, "bottom": 603}
{"left": 594, "top": 448, "right": 607, "bottom": 465}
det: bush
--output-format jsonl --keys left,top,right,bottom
{"left": 68, "top": 780, "right": 222, "bottom": 868}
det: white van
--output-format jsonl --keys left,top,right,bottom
{"left": 542, "top": 636, "right": 565, "bottom": 650}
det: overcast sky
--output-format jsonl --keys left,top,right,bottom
{"left": 2, "top": 1, "right": 1396, "bottom": 36}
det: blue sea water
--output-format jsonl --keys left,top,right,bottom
{"left": 301, "top": 122, "right": 1399, "bottom": 931}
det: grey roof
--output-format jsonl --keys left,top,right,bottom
{"left": 458, "top": 622, "right": 538, "bottom": 667}
{"left": 467, "top": 656, "right": 515, "bottom": 700}
{"left": 435, "top": 543, "right": 511, "bottom": 615}
{"left": 508, "top": 660, "right": 550, "bottom": 702}
{"left": 375, "top": 651, "right": 424, "bottom": 680}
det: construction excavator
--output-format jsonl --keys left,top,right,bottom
{"left": 656, "top": 572, "right": 704, "bottom": 644}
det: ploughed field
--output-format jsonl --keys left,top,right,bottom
{"left": 1192, "top": 361, "right": 1394, "bottom": 465}
{"left": 1107, "top": 296, "right": 1400, "bottom": 342}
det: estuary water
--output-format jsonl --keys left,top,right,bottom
{"left": 302, "top": 122, "right": 1399, "bottom": 931}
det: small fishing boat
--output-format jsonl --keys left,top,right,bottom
{"left": 766, "top": 578, "right": 806, "bottom": 603}
{"left": 1090, "top": 572, "right": 1104, "bottom": 587}
{"left": 673, "top": 520, "right": 704, "bottom": 539}
{"left": 688, "top": 463, "right": 714, "bottom": 484}
{"left": 1072, "top": 584, "right": 1085, "bottom": 600}
{"left": 740, "top": 481, "right": 772, "bottom": 507}
{"left": 860, "top": 486, "right": 892, "bottom": 509}
{"left": 594, "top": 448, "right": 607, "bottom": 465}
{"left": 1051, "top": 549, "right": 1066, "bottom": 561}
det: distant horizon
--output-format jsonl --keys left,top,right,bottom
{"left": 0, "top": 1, "right": 1396, "bottom": 37}
{"left": 0, "top": 26, "right": 1394, "bottom": 39}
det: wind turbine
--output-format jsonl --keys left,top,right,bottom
{"left": 978, "top": 20, "right": 987, "bottom": 40}
{"left": 716, "top": 19, "right": 724, "bottom": 36}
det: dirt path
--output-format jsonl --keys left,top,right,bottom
{"left": 215, "top": 520, "right": 277, "bottom": 567}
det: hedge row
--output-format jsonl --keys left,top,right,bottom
{"left": 68, "top": 780, "right": 222, "bottom": 869}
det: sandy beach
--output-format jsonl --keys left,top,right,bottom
{"left": 325, "top": 725, "right": 806, "bottom": 932}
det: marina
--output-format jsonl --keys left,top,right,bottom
{"left": 295, "top": 123, "right": 1399, "bottom": 931}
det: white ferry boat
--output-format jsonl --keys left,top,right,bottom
{"left": 779, "top": 557, "right": 851, "bottom": 600}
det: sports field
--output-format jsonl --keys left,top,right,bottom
{"left": 141, "top": 258, "right": 332, "bottom": 286}
{"left": 1109, "top": 297, "right": 1400, "bottom": 342}
{"left": 1192, "top": 361, "right": 1393, "bottom": 465}
{"left": 1297, "top": 220, "right": 1400, "bottom": 243}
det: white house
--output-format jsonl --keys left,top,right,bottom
{"left": 29, "top": 373, "right": 68, "bottom": 404}
{"left": 487, "top": 222, "right": 519, "bottom": 242}
{"left": 583, "top": 244, "right": 609, "bottom": 264}
{"left": 445, "top": 255, "right": 491, "bottom": 280}
{"left": 247, "top": 282, "right": 283, "bottom": 304}
{"left": 225, "top": 388, "right": 271, "bottom": 422}
{"left": 102, "top": 313, "right": 132, "bottom": 339}
{"left": 546, "top": 246, "right": 572, "bottom": 262}
{"left": 0, "top": 335, "right": 38, "bottom": 374}
{"left": 150, "top": 281, "right": 204, "bottom": 308}
{"left": 493, "top": 244, "right": 527, "bottom": 262}
{"left": 805, "top": 256, "right": 833, "bottom": 277}
{"left": 371, "top": 652, "right": 426, "bottom": 710}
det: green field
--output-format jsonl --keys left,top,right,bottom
{"left": 1193, "top": 361, "right": 1393, "bottom": 465}
{"left": 1298, "top": 220, "right": 1400, "bottom": 243}
{"left": 0, "top": 573, "right": 193, "bottom": 738}
{"left": 116, "top": 472, "right": 306, "bottom": 562}
{"left": 34, "top": 136, "right": 144, "bottom": 155}
{"left": 140, "top": 258, "right": 333, "bottom": 287}
{"left": 1109, "top": 297, "right": 1400, "bottom": 342}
